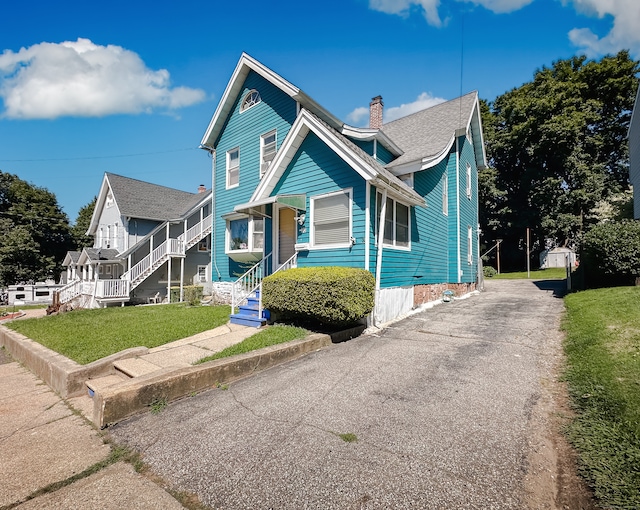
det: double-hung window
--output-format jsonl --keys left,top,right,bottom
{"left": 311, "top": 189, "right": 351, "bottom": 248}
{"left": 376, "top": 192, "right": 410, "bottom": 249}
{"left": 466, "top": 163, "right": 472, "bottom": 199}
{"left": 227, "top": 148, "right": 239, "bottom": 188}
{"left": 260, "top": 130, "right": 277, "bottom": 177}
{"left": 467, "top": 225, "right": 473, "bottom": 264}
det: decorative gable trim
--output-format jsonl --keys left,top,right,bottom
{"left": 200, "top": 53, "right": 342, "bottom": 150}
{"left": 252, "top": 109, "right": 424, "bottom": 207}
{"left": 87, "top": 174, "right": 119, "bottom": 236}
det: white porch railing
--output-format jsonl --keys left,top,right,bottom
{"left": 230, "top": 252, "right": 298, "bottom": 317}
{"left": 58, "top": 279, "right": 89, "bottom": 303}
{"left": 95, "top": 279, "right": 130, "bottom": 299}
{"left": 178, "top": 214, "right": 212, "bottom": 251}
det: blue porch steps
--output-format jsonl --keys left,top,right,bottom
{"left": 230, "top": 293, "right": 267, "bottom": 328}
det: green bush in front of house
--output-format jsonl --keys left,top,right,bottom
{"left": 580, "top": 220, "right": 640, "bottom": 288}
{"left": 262, "top": 266, "right": 375, "bottom": 326}
{"left": 169, "top": 285, "right": 203, "bottom": 305}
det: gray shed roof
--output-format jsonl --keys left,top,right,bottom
{"left": 82, "top": 248, "right": 120, "bottom": 262}
{"left": 381, "top": 92, "right": 478, "bottom": 168}
{"left": 106, "top": 173, "right": 207, "bottom": 221}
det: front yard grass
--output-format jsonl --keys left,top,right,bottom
{"left": 194, "top": 325, "right": 308, "bottom": 364}
{"left": 6, "top": 304, "right": 229, "bottom": 365}
{"left": 563, "top": 286, "right": 640, "bottom": 507}
{"left": 490, "top": 267, "right": 567, "bottom": 280}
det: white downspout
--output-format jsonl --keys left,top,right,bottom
{"left": 208, "top": 148, "right": 221, "bottom": 280}
{"left": 374, "top": 189, "right": 387, "bottom": 326}
{"left": 365, "top": 182, "right": 370, "bottom": 271}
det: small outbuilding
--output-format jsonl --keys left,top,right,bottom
{"left": 539, "top": 247, "right": 576, "bottom": 269}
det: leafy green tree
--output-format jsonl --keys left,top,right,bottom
{"left": 0, "top": 171, "right": 73, "bottom": 286}
{"left": 71, "top": 196, "right": 96, "bottom": 249}
{"left": 481, "top": 51, "right": 639, "bottom": 270}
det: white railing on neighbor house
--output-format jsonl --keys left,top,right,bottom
{"left": 230, "top": 252, "right": 298, "bottom": 317}
{"left": 58, "top": 279, "right": 91, "bottom": 304}
{"left": 95, "top": 279, "right": 130, "bottom": 299}
{"left": 178, "top": 214, "right": 212, "bottom": 250}
{"left": 123, "top": 239, "right": 185, "bottom": 288}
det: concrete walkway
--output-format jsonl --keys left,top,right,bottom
{"left": 0, "top": 349, "right": 184, "bottom": 509}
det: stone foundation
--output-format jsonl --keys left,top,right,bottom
{"left": 413, "top": 282, "right": 477, "bottom": 307}
{"left": 211, "top": 281, "right": 233, "bottom": 305}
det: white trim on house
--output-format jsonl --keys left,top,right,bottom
{"left": 252, "top": 109, "right": 424, "bottom": 207}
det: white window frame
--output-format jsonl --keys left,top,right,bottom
{"left": 106, "top": 264, "right": 112, "bottom": 275}
{"left": 376, "top": 191, "right": 411, "bottom": 251}
{"left": 226, "top": 148, "right": 240, "bottom": 189}
{"left": 442, "top": 173, "right": 448, "bottom": 216}
{"left": 240, "top": 89, "right": 261, "bottom": 112}
{"left": 466, "top": 162, "right": 472, "bottom": 199}
{"left": 197, "top": 265, "right": 208, "bottom": 283}
{"left": 310, "top": 189, "right": 352, "bottom": 250}
{"left": 260, "top": 130, "right": 277, "bottom": 177}
{"left": 467, "top": 225, "right": 473, "bottom": 264}
{"left": 225, "top": 215, "right": 264, "bottom": 255}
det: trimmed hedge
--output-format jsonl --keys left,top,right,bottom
{"left": 169, "top": 285, "right": 203, "bottom": 305}
{"left": 580, "top": 220, "right": 640, "bottom": 288}
{"left": 262, "top": 266, "right": 375, "bottom": 325}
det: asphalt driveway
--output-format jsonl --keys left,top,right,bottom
{"left": 110, "top": 279, "right": 566, "bottom": 509}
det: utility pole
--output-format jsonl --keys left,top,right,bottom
{"left": 526, "top": 228, "right": 530, "bottom": 279}
{"left": 497, "top": 239, "right": 502, "bottom": 274}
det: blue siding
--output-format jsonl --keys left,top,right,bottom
{"left": 273, "top": 132, "right": 367, "bottom": 268}
{"left": 458, "top": 135, "right": 479, "bottom": 283}
{"left": 212, "top": 71, "right": 298, "bottom": 281}
{"left": 370, "top": 158, "right": 450, "bottom": 289}
{"left": 375, "top": 142, "right": 395, "bottom": 165}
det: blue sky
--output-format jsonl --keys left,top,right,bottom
{"left": 1, "top": 0, "right": 638, "bottom": 221}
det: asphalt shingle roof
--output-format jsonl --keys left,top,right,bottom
{"left": 106, "top": 173, "right": 208, "bottom": 221}
{"left": 83, "top": 248, "right": 120, "bottom": 261}
{"left": 381, "top": 92, "right": 478, "bottom": 168}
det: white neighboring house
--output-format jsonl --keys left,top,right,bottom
{"left": 59, "top": 173, "right": 213, "bottom": 308}
{"left": 629, "top": 84, "right": 640, "bottom": 220}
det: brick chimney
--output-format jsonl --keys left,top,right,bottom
{"left": 369, "top": 95, "right": 383, "bottom": 129}
{"left": 197, "top": 184, "right": 206, "bottom": 194}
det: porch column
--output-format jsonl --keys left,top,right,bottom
{"left": 180, "top": 258, "right": 185, "bottom": 303}
{"left": 167, "top": 258, "right": 172, "bottom": 303}
{"left": 88, "top": 264, "right": 94, "bottom": 281}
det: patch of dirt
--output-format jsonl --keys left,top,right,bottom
{"left": 523, "top": 340, "right": 596, "bottom": 509}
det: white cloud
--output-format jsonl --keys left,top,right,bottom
{"left": 384, "top": 92, "right": 447, "bottom": 122}
{"left": 369, "top": 0, "right": 444, "bottom": 27}
{"left": 564, "top": 0, "right": 640, "bottom": 57}
{"left": 369, "top": 0, "right": 531, "bottom": 26}
{"left": 457, "top": 0, "right": 534, "bottom": 13}
{"left": 346, "top": 106, "right": 370, "bottom": 125}
{"left": 0, "top": 38, "right": 206, "bottom": 119}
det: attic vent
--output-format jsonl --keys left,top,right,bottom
{"left": 241, "top": 89, "right": 261, "bottom": 112}
{"left": 106, "top": 193, "right": 114, "bottom": 208}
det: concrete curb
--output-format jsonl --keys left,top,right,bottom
{"left": 0, "top": 325, "right": 148, "bottom": 398}
{"left": 95, "top": 333, "right": 332, "bottom": 428}
{"left": 0, "top": 323, "right": 333, "bottom": 428}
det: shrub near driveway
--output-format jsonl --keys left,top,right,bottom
{"left": 563, "top": 286, "right": 640, "bottom": 507}
{"left": 6, "top": 304, "right": 229, "bottom": 365}
{"left": 262, "top": 266, "right": 375, "bottom": 326}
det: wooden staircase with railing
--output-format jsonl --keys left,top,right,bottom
{"left": 230, "top": 252, "right": 297, "bottom": 328}
{"left": 57, "top": 214, "right": 213, "bottom": 306}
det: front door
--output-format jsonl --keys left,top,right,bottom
{"left": 278, "top": 207, "right": 296, "bottom": 266}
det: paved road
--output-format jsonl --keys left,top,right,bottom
{"left": 111, "top": 279, "right": 566, "bottom": 509}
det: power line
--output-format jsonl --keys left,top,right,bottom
{"left": 0, "top": 147, "right": 199, "bottom": 163}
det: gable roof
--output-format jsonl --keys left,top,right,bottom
{"left": 382, "top": 91, "right": 487, "bottom": 171}
{"left": 251, "top": 109, "right": 424, "bottom": 207}
{"left": 87, "top": 173, "right": 211, "bottom": 235}
{"left": 200, "top": 53, "right": 401, "bottom": 157}
{"left": 77, "top": 247, "right": 120, "bottom": 265}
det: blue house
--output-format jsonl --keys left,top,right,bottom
{"left": 200, "top": 54, "right": 487, "bottom": 326}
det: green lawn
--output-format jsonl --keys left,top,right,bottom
{"left": 490, "top": 267, "right": 568, "bottom": 280}
{"left": 194, "top": 325, "right": 308, "bottom": 364}
{"left": 6, "top": 304, "right": 230, "bottom": 365}
{"left": 563, "top": 286, "right": 640, "bottom": 507}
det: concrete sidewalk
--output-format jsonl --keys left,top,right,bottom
{"left": 0, "top": 349, "right": 185, "bottom": 509}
